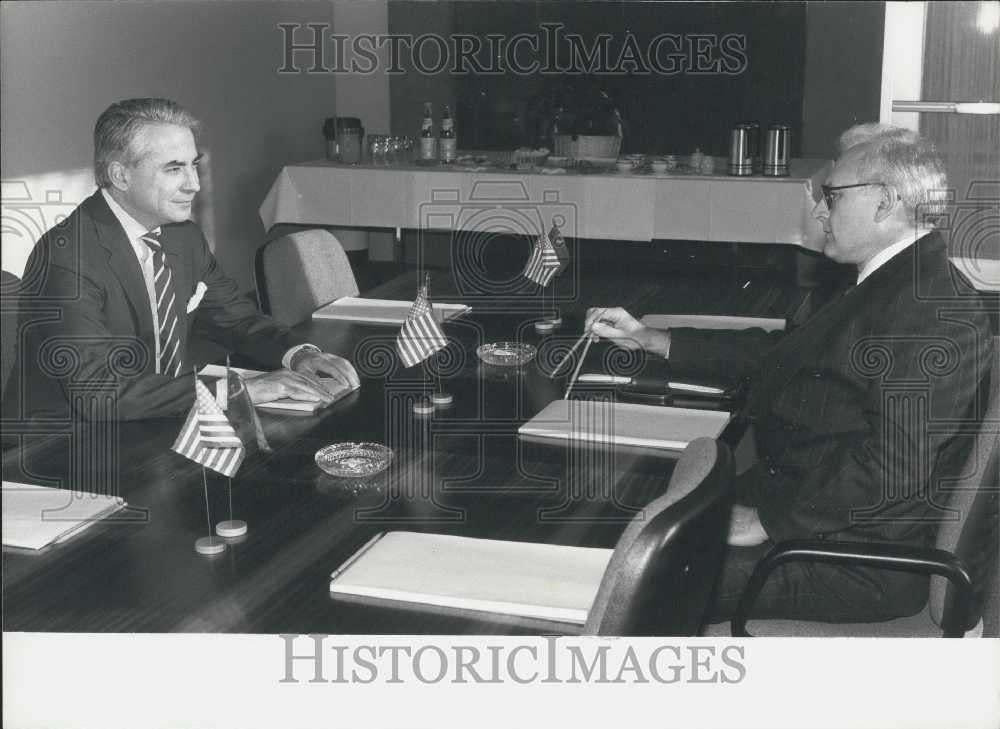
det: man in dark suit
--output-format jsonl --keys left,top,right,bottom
{"left": 587, "top": 124, "right": 994, "bottom": 621}
{"left": 13, "top": 98, "right": 359, "bottom": 421}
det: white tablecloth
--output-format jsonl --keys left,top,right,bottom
{"left": 260, "top": 158, "right": 832, "bottom": 247}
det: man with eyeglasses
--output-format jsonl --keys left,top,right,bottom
{"left": 586, "top": 123, "right": 994, "bottom": 623}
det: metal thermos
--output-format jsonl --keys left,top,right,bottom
{"left": 323, "top": 117, "right": 337, "bottom": 160}
{"left": 740, "top": 121, "right": 761, "bottom": 173}
{"left": 728, "top": 125, "right": 753, "bottom": 176}
{"left": 763, "top": 124, "right": 790, "bottom": 177}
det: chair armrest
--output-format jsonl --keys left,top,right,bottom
{"left": 731, "top": 539, "right": 975, "bottom": 637}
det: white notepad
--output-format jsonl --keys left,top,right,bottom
{"left": 518, "top": 399, "right": 731, "bottom": 451}
{"left": 640, "top": 314, "right": 786, "bottom": 332}
{"left": 312, "top": 297, "right": 471, "bottom": 324}
{"left": 198, "top": 365, "right": 358, "bottom": 413}
{"left": 2, "top": 481, "right": 126, "bottom": 550}
{"left": 330, "top": 531, "right": 613, "bottom": 624}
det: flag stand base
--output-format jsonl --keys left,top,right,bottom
{"left": 195, "top": 536, "right": 227, "bottom": 556}
{"left": 216, "top": 519, "right": 248, "bottom": 538}
{"left": 544, "top": 305, "right": 562, "bottom": 327}
{"left": 431, "top": 392, "right": 453, "bottom": 407}
{"left": 413, "top": 397, "right": 435, "bottom": 416}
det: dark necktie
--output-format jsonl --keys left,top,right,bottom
{"left": 140, "top": 231, "right": 183, "bottom": 377}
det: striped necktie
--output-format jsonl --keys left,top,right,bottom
{"left": 140, "top": 231, "right": 183, "bottom": 377}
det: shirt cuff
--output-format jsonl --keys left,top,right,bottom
{"left": 282, "top": 343, "right": 320, "bottom": 370}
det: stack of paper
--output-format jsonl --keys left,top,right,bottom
{"left": 518, "top": 399, "right": 731, "bottom": 451}
{"left": 330, "top": 531, "right": 613, "bottom": 624}
{"left": 2, "top": 481, "right": 126, "bottom": 550}
{"left": 312, "top": 297, "right": 470, "bottom": 324}
{"left": 640, "top": 314, "right": 786, "bottom": 332}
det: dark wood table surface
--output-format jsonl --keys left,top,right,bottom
{"left": 2, "top": 268, "right": 807, "bottom": 634}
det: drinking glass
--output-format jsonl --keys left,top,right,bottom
{"left": 371, "top": 135, "right": 387, "bottom": 165}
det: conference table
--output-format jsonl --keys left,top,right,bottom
{"left": 2, "top": 268, "right": 809, "bottom": 635}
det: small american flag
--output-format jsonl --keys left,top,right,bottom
{"left": 523, "top": 231, "right": 561, "bottom": 287}
{"left": 172, "top": 379, "right": 245, "bottom": 477}
{"left": 396, "top": 275, "right": 448, "bottom": 368}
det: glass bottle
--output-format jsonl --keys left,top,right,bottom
{"left": 420, "top": 102, "right": 437, "bottom": 162}
{"left": 439, "top": 105, "right": 456, "bottom": 163}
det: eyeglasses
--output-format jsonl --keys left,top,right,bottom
{"left": 820, "top": 182, "right": 885, "bottom": 209}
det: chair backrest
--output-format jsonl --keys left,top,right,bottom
{"left": 930, "top": 334, "right": 1000, "bottom": 631}
{"left": 584, "top": 437, "right": 733, "bottom": 636}
{"left": 1, "top": 270, "right": 21, "bottom": 407}
{"left": 258, "top": 229, "right": 359, "bottom": 326}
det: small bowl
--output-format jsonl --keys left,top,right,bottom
{"left": 615, "top": 160, "right": 632, "bottom": 174}
{"left": 315, "top": 442, "right": 393, "bottom": 478}
{"left": 476, "top": 342, "right": 537, "bottom": 367}
{"left": 651, "top": 160, "right": 669, "bottom": 174}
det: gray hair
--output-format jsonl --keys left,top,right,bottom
{"left": 94, "top": 98, "right": 200, "bottom": 188}
{"left": 837, "top": 123, "right": 949, "bottom": 225}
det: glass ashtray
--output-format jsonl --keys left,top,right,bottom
{"left": 476, "top": 342, "right": 537, "bottom": 367}
{"left": 315, "top": 442, "right": 393, "bottom": 478}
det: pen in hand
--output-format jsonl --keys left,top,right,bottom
{"left": 563, "top": 334, "right": 595, "bottom": 399}
{"left": 550, "top": 308, "right": 606, "bottom": 379}
{"left": 562, "top": 309, "right": 605, "bottom": 398}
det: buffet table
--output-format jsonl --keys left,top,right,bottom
{"left": 260, "top": 157, "right": 831, "bottom": 248}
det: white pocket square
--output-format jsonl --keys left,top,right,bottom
{"left": 186, "top": 281, "right": 207, "bottom": 313}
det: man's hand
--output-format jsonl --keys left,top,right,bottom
{"left": 290, "top": 350, "right": 360, "bottom": 390}
{"left": 244, "top": 370, "right": 339, "bottom": 405}
{"left": 584, "top": 307, "right": 671, "bottom": 357}
{"left": 728, "top": 504, "right": 769, "bottom": 547}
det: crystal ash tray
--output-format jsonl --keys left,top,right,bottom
{"left": 476, "top": 342, "right": 537, "bottom": 367}
{"left": 315, "top": 442, "right": 393, "bottom": 478}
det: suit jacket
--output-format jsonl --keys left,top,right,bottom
{"left": 670, "top": 231, "right": 995, "bottom": 615}
{"left": 13, "top": 190, "right": 304, "bottom": 420}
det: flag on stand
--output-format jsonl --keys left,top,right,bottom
{"left": 522, "top": 230, "right": 561, "bottom": 287}
{"left": 396, "top": 274, "right": 448, "bottom": 368}
{"left": 172, "top": 379, "right": 246, "bottom": 477}
{"left": 549, "top": 222, "right": 570, "bottom": 276}
{"left": 226, "top": 367, "right": 271, "bottom": 453}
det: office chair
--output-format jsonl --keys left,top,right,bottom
{"left": 1, "top": 271, "right": 21, "bottom": 402}
{"left": 706, "top": 338, "right": 999, "bottom": 638}
{"left": 256, "top": 229, "right": 359, "bottom": 326}
{"left": 583, "top": 437, "right": 734, "bottom": 636}
{"left": 1, "top": 271, "right": 23, "bottom": 451}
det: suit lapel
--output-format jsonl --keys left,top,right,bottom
{"left": 87, "top": 192, "right": 156, "bottom": 340}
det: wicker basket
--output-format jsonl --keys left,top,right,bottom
{"left": 554, "top": 134, "right": 621, "bottom": 160}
